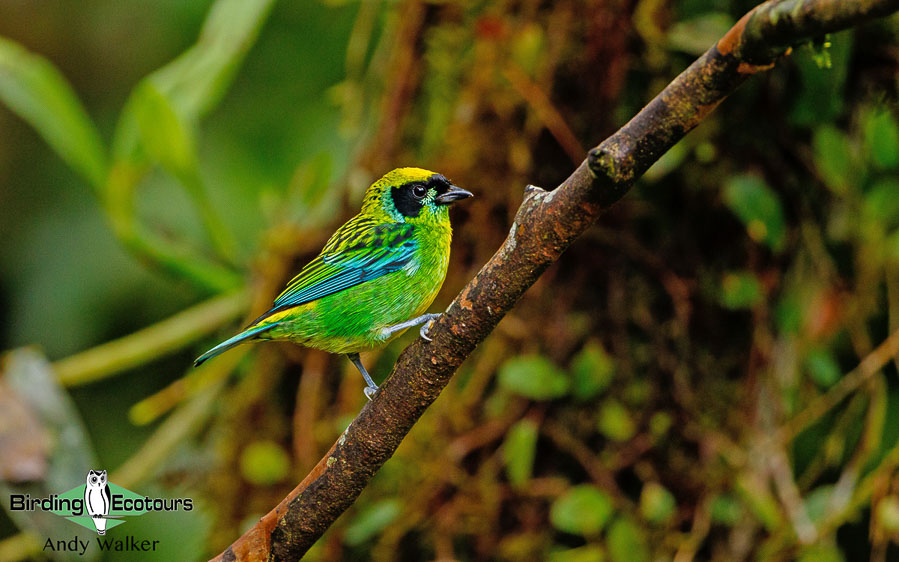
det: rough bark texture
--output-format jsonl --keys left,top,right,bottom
{"left": 212, "top": 0, "right": 899, "bottom": 559}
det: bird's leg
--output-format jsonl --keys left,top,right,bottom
{"left": 347, "top": 352, "right": 378, "bottom": 400}
{"left": 382, "top": 313, "right": 442, "bottom": 341}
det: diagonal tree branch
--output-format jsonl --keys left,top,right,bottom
{"left": 213, "top": 0, "right": 899, "bottom": 559}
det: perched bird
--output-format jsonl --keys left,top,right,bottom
{"left": 195, "top": 168, "right": 472, "bottom": 398}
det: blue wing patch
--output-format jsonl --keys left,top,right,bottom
{"left": 271, "top": 221, "right": 417, "bottom": 310}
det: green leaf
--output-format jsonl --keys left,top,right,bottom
{"left": 639, "top": 482, "right": 676, "bottom": 524}
{"left": 862, "top": 178, "right": 899, "bottom": 231}
{"left": 149, "top": 0, "right": 277, "bottom": 119}
{"left": 606, "top": 517, "right": 649, "bottom": 562}
{"left": 132, "top": 80, "right": 199, "bottom": 183}
{"left": 709, "top": 494, "right": 742, "bottom": 525}
{"left": 570, "top": 342, "right": 615, "bottom": 401}
{"left": 648, "top": 412, "right": 672, "bottom": 438}
{"left": 597, "top": 400, "right": 636, "bottom": 442}
{"left": 812, "top": 125, "right": 853, "bottom": 195}
{"left": 877, "top": 496, "right": 899, "bottom": 533}
{"left": 498, "top": 355, "right": 570, "bottom": 400}
{"left": 723, "top": 174, "right": 787, "bottom": 252}
{"left": 864, "top": 108, "right": 899, "bottom": 170}
{"left": 344, "top": 499, "right": 402, "bottom": 546}
{"left": 804, "top": 348, "right": 842, "bottom": 387}
{"left": 511, "top": 25, "right": 545, "bottom": 78}
{"left": 0, "top": 37, "right": 107, "bottom": 191}
{"left": 720, "top": 271, "right": 763, "bottom": 310}
{"left": 239, "top": 440, "right": 291, "bottom": 485}
{"left": 550, "top": 485, "right": 615, "bottom": 536}
{"left": 775, "top": 291, "right": 804, "bottom": 335}
{"left": 504, "top": 419, "right": 539, "bottom": 487}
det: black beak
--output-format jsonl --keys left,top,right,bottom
{"left": 435, "top": 185, "right": 473, "bottom": 205}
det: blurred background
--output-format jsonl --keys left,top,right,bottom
{"left": 1, "top": 0, "right": 898, "bottom": 560}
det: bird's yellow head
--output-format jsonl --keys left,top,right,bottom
{"left": 362, "top": 167, "right": 473, "bottom": 225}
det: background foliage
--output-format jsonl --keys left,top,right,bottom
{"left": 1, "top": 0, "right": 898, "bottom": 560}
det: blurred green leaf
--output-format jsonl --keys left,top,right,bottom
{"left": 797, "top": 542, "right": 845, "bottom": 562}
{"left": 548, "top": 545, "right": 606, "bottom": 562}
{"left": 550, "top": 485, "right": 615, "bottom": 536}
{"left": 498, "top": 355, "right": 570, "bottom": 400}
{"left": 863, "top": 108, "right": 899, "bottom": 170}
{"left": 862, "top": 178, "right": 899, "bottom": 231}
{"left": 597, "top": 400, "right": 636, "bottom": 442}
{"left": 720, "top": 271, "right": 763, "bottom": 310}
{"left": 876, "top": 496, "right": 899, "bottom": 533}
{"left": 775, "top": 291, "right": 803, "bottom": 335}
{"left": 643, "top": 138, "right": 689, "bottom": 182}
{"left": 149, "top": 0, "right": 277, "bottom": 119}
{"left": 606, "top": 517, "right": 649, "bottom": 562}
{"left": 570, "top": 342, "right": 615, "bottom": 401}
{"left": 623, "top": 379, "right": 651, "bottom": 407}
{"left": 648, "top": 412, "right": 672, "bottom": 438}
{"left": 504, "top": 419, "right": 539, "bottom": 487}
{"left": 132, "top": 81, "right": 199, "bottom": 182}
{"left": 344, "top": 499, "right": 401, "bottom": 546}
{"left": 512, "top": 24, "right": 545, "bottom": 78}
{"left": 667, "top": 13, "right": 734, "bottom": 55}
{"left": 239, "top": 440, "right": 290, "bottom": 485}
{"left": 723, "top": 174, "right": 787, "bottom": 252}
{"left": 639, "top": 482, "right": 676, "bottom": 524}
{"left": 812, "top": 125, "right": 853, "bottom": 195}
{"left": 0, "top": 37, "right": 108, "bottom": 191}
{"left": 804, "top": 347, "right": 841, "bottom": 387}
{"left": 709, "top": 494, "right": 742, "bottom": 525}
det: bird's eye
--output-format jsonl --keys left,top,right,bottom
{"left": 91, "top": 478, "right": 97, "bottom": 483}
{"left": 412, "top": 185, "right": 427, "bottom": 199}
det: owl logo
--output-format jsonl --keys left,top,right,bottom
{"left": 84, "top": 470, "right": 111, "bottom": 535}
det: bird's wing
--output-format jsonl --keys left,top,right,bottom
{"left": 271, "top": 219, "right": 417, "bottom": 310}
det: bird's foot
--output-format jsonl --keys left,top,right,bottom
{"left": 363, "top": 384, "right": 378, "bottom": 401}
{"left": 382, "top": 313, "right": 442, "bottom": 339}
{"left": 419, "top": 313, "right": 442, "bottom": 341}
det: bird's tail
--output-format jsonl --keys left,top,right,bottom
{"left": 194, "top": 322, "right": 280, "bottom": 367}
